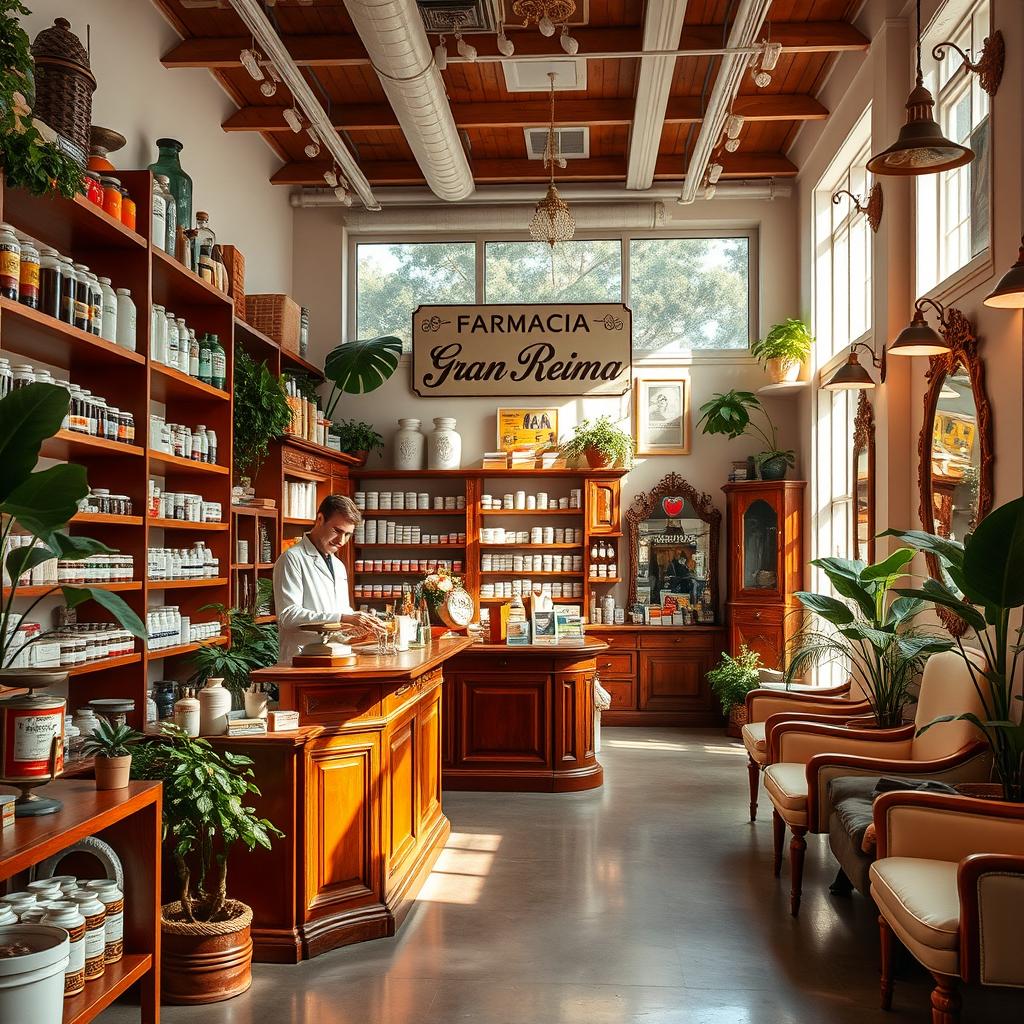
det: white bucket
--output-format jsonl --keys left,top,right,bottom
{"left": 0, "top": 924, "right": 70, "bottom": 1024}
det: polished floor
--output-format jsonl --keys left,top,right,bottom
{"left": 109, "top": 727, "right": 1018, "bottom": 1023}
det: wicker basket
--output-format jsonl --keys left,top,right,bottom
{"left": 727, "top": 703, "right": 748, "bottom": 739}
{"left": 221, "top": 245, "right": 246, "bottom": 320}
{"left": 246, "top": 293, "right": 300, "bottom": 352}
{"left": 31, "top": 18, "right": 96, "bottom": 165}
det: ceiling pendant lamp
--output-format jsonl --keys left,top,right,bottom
{"left": 984, "top": 236, "right": 1024, "bottom": 308}
{"left": 866, "top": 0, "right": 973, "bottom": 176}
{"left": 512, "top": 1, "right": 577, "bottom": 42}
{"left": 529, "top": 73, "right": 575, "bottom": 248}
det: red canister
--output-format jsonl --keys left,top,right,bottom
{"left": 0, "top": 692, "right": 66, "bottom": 782}
{"left": 83, "top": 171, "right": 104, "bottom": 206}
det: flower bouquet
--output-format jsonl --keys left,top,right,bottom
{"left": 415, "top": 567, "right": 473, "bottom": 631}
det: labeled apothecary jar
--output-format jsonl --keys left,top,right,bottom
{"left": 426, "top": 417, "right": 461, "bottom": 471}
{"left": 393, "top": 418, "right": 426, "bottom": 471}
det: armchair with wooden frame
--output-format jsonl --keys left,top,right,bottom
{"left": 761, "top": 651, "right": 992, "bottom": 916}
{"left": 870, "top": 790, "right": 1024, "bottom": 1024}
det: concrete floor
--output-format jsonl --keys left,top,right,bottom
{"left": 108, "top": 727, "right": 1019, "bottom": 1023}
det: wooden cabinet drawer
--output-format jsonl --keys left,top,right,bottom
{"left": 729, "top": 606, "right": 787, "bottom": 670}
{"left": 596, "top": 651, "right": 634, "bottom": 676}
{"left": 587, "top": 630, "right": 637, "bottom": 650}
{"left": 601, "top": 678, "right": 636, "bottom": 710}
{"left": 639, "top": 631, "right": 718, "bottom": 652}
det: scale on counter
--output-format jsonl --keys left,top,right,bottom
{"left": 293, "top": 621, "right": 361, "bottom": 666}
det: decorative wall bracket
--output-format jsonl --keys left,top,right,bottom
{"left": 932, "top": 29, "right": 1004, "bottom": 97}
{"left": 832, "top": 182, "right": 883, "bottom": 233}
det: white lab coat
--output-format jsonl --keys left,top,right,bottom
{"left": 272, "top": 535, "right": 353, "bottom": 665}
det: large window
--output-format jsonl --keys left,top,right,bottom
{"left": 355, "top": 242, "right": 476, "bottom": 347}
{"left": 629, "top": 236, "right": 752, "bottom": 352}
{"left": 916, "top": 0, "right": 991, "bottom": 295}
{"left": 813, "top": 110, "right": 872, "bottom": 363}
{"left": 484, "top": 240, "right": 621, "bottom": 303}
{"left": 351, "top": 233, "right": 755, "bottom": 356}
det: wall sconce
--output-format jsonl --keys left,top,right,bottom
{"left": 932, "top": 30, "right": 1004, "bottom": 97}
{"left": 889, "top": 297, "right": 956, "bottom": 357}
{"left": 822, "top": 342, "right": 885, "bottom": 391}
{"left": 831, "top": 182, "right": 883, "bottom": 233}
{"left": 984, "top": 236, "right": 1024, "bottom": 308}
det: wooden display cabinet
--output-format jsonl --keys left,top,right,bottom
{"left": 230, "top": 506, "right": 279, "bottom": 616}
{"left": 722, "top": 481, "right": 806, "bottom": 670}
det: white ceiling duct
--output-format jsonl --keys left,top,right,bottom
{"left": 627, "top": 0, "right": 689, "bottom": 191}
{"left": 342, "top": 0, "right": 475, "bottom": 203}
{"left": 226, "top": 0, "right": 378, "bottom": 210}
{"left": 677, "top": 0, "right": 772, "bottom": 205}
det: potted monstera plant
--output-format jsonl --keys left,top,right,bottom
{"left": 697, "top": 390, "right": 795, "bottom": 480}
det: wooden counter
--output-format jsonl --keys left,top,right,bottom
{"left": 231, "top": 637, "right": 474, "bottom": 963}
{"left": 443, "top": 640, "right": 606, "bottom": 794}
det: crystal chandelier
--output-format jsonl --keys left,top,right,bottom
{"left": 529, "top": 73, "right": 575, "bottom": 247}
{"left": 512, "top": 0, "right": 576, "bottom": 39}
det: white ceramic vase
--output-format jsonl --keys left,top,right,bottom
{"left": 393, "top": 418, "right": 426, "bottom": 471}
{"left": 427, "top": 417, "right": 462, "bottom": 470}
{"left": 198, "top": 677, "right": 232, "bottom": 736}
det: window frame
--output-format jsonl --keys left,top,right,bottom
{"left": 346, "top": 227, "right": 759, "bottom": 364}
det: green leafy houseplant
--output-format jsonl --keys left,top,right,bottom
{"left": 884, "top": 496, "right": 1024, "bottom": 801}
{"left": 330, "top": 419, "right": 383, "bottom": 464}
{"left": 232, "top": 343, "right": 291, "bottom": 480}
{"left": 0, "top": 2, "right": 84, "bottom": 199}
{"left": 323, "top": 335, "right": 402, "bottom": 420}
{"left": 559, "top": 416, "right": 634, "bottom": 469}
{"left": 131, "top": 725, "right": 283, "bottom": 923}
{"left": 786, "top": 549, "right": 953, "bottom": 728}
{"left": 697, "top": 390, "right": 795, "bottom": 480}
{"left": 750, "top": 318, "right": 814, "bottom": 382}
{"left": 707, "top": 645, "right": 761, "bottom": 716}
{"left": 81, "top": 720, "right": 142, "bottom": 759}
{"left": 0, "top": 384, "right": 147, "bottom": 672}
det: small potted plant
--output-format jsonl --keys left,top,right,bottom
{"left": 706, "top": 645, "right": 762, "bottom": 736}
{"left": 232, "top": 344, "right": 292, "bottom": 482}
{"left": 330, "top": 419, "right": 384, "bottom": 467}
{"left": 750, "top": 318, "right": 814, "bottom": 383}
{"left": 81, "top": 719, "right": 142, "bottom": 790}
{"left": 697, "top": 390, "right": 795, "bottom": 480}
{"left": 559, "top": 417, "right": 634, "bottom": 470}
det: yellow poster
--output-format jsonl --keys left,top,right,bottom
{"left": 497, "top": 407, "right": 559, "bottom": 452}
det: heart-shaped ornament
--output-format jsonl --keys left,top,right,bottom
{"left": 662, "top": 496, "right": 685, "bottom": 517}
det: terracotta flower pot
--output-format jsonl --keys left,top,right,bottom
{"left": 161, "top": 900, "right": 253, "bottom": 1004}
{"left": 584, "top": 446, "right": 615, "bottom": 469}
{"left": 349, "top": 449, "right": 369, "bottom": 467}
{"left": 765, "top": 356, "right": 801, "bottom": 383}
{"left": 94, "top": 755, "right": 131, "bottom": 791}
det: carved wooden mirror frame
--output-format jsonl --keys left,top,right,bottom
{"left": 625, "top": 473, "right": 721, "bottom": 617}
{"left": 852, "top": 392, "right": 876, "bottom": 563}
{"left": 917, "top": 308, "right": 993, "bottom": 636}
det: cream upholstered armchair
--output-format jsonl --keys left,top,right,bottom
{"left": 870, "top": 790, "right": 1024, "bottom": 1023}
{"left": 762, "top": 651, "right": 991, "bottom": 916}
{"left": 741, "top": 672, "right": 871, "bottom": 821}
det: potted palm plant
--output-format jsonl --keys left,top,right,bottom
{"left": 786, "top": 549, "right": 953, "bottom": 728}
{"left": 81, "top": 719, "right": 142, "bottom": 790}
{"left": 559, "top": 417, "right": 634, "bottom": 470}
{"left": 697, "top": 390, "right": 795, "bottom": 480}
{"left": 750, "top": 318, "right": 814, "bottom": 383}
{"left": 707, "top": 645, "right": 761, "bottom": 736}
{"left": 329, "top": 419, "right": 384, "bottom": 467}
{"left": 131, "top": 726, "right": 283, "bottom": 1003}
{"left": 885, "top": 496, "right": 1024, "bottom": 801}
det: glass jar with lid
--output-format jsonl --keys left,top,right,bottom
{"left": 97, "top": 276, "right": 117, "bottom": 342}
{"left": 0, "top": 357, "right": 12, "bottom": 399}
{"left": 58, "top": 256, "right": 75, "bottom": 324}
{"left": 151, "top": 304, "right": 167, "bottom": 363}
{"left": 87, "top": 272, "right": 103, "bottom": 336}
{"left": 17, "top": 235, "right": 39, "bottom": 310}
{"left": 12, "top": 364, "right": 35, "bottom": 389}
{"left": 39, "top": 247, "right": 62, "bottom": 319}
{"left": 153, "top": 173, "right": 177, "bottom": 255}
{"left": 0, "top": 222, "right": 21, "bottom": 300}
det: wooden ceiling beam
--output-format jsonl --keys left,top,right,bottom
{"left": 272, "top": 152, "right": 796, "bottom": 187}
{"left": 164, "top": 21, "right": 868, "bottom": 70}
{"left": 225, "top": 94, "right": 827, "bottom": 133}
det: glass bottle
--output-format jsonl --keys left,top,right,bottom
{"left": 39, "top": 247, "right": 62, "bottom": 319}
{"left": 87, "top": 272, "right": 103, "bottom": 336}
{"left": 197, "top": 333, "right": 213, "bottom": 385}
{"left": 210, "top": 334, "right": 226, "bottom": 390}
{"left": 150, "top": 176, "right": 167, "bottom": 253}
{"left": 116, "top": 289, "right": 136, "bottom": 351}
{"left": 0, "top": 358, "right": 11, "bottom": 400}
{"left": 175, "top": 318, "right": 188, "bottom": 371}
{"left": 192, "top": 211, "right": 215, "bottom": 270}
{"left": 72, "top": 263, "right": 91, "bottom": 332}
{"left": 154, "top": 174, "right": 176, "bottom": 257}
{"left": 97, "top": 276, "right": 117, "bottom": 342}
{"left": 17, "top": 235, "right": 39, "bottom": 310}
{"left": 57, "top": 255, "right": 75, "bottom": 324}
{"left": 197, "top": 243, "right": 215, "bottom": 285}
{"left": 151, "top": 304, "right": 167, "bottom": 364}
{"left": 0, "top": 222, "right": 20, "bottom": 300}
{"left": 148, "top": 141, "right": 192, "bottom": 247}
{"left": 165, "top": 312, "right": 180, "bottom": 370}
{"left": 187, "top": 329, "right": 199, "bottom": 377}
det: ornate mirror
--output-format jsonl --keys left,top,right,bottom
{"left": 625, "top": 473, "right": 720, "bottom": 622}
{"left": 917, "top": 309, "right": 993, "bottom": 634}
{"left": 852, "top": 392, "right": 875, "bottom": 562}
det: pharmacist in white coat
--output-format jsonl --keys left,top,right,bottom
{"left": 273, "top": 494, "right": 383, "bottom": 664}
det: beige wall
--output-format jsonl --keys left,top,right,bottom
{"left": 23, "top": 1, "right": 293, "bottom": 294}
{"left": 292, "top": 195, "right": 803, "bottom": 604}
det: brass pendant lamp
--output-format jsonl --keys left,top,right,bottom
{"left": 984, "top": 236, "right": 1024, "bottom": 308}
{"left": 529, "top": 73, "right": 575, "bottom": 247}
{"left": 866, "top": 0, "right": 973, "bottom": 176}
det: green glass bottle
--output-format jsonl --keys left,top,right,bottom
{"left": 197, "top": 333, "right": 213, "bottom": 386}
{"left": 210, "top": 334, "right": 227, "bottom": 391}
{"left": 148, "top": 139, "right": 193, "bottom": 240}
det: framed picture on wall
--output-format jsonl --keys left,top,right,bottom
{"left": 496, "top": 407, "right": 559, "bottom": 453}
{"left": 634, "top": 376, "right": 690, "bottom": 456}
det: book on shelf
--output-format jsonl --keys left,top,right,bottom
{"left": 482, "top": 451, "right": 509, "bottom": 469}
{"left": 539, "top": 452, "right": 567, "bottom": 470}
{"left": 509, "top": 450, "right": 535, "bottom": 468}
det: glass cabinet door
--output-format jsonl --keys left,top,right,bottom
{"left": 742, "top": 498, "right": 780, "bottom": 592}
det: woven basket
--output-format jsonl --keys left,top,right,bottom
{"left": 221, "top": 245, "right": 246, "bottom": 320}
{"left": 246, "top": 293, "right": 300, "bottom": 352}
{"left": 31, "top": 18, "right": 95, "bottom": 165}
{"left": 727, "top": 703, "right": 748, "bottom": 739}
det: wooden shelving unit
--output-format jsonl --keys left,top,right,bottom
{"left": 230, "top": 505, "right": 280, "bottom": 609}
{"left": 0, "top": 780, "right": 161, "bottom": 1024}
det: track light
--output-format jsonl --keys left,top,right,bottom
{"left": 538, "top": 14, "right": 555, "bottom": 37}
{"left": 707, "top": 163, "right": 723, "bottom": 185}
{"left": 559, "top": 25, "right": 579, "bottom": 55}
{"left": 334, "top": 185, "right": 353, "bottom": 207}
{"left": 259, "top": 78, "right": 277, "bottom": 97}
{"left": 753, "top": 68, "right": 771, "bottom": 88}
{"left": 239, "top": 48, "right": 263, "bottom": 82}
{"left": 323, "top": 168, "right": 338, "bottom": 188}
{"left": 497, "top": 26, "right": 515, "bottom": 57}
{"left": 455, "top": 31, "right": 477, "bottom": 61}
{"left": 304, "top": 135, "right": 321, "bottom": 159}
{"left": 434, "top": 35, "right": 448, "bottom": 71}
{"left": 724, "top": 138, "right": 740, "bottom": 153}
{"left": 283, "top": 107, "right": 303, "bottom": 133}
{"left": 725, "top": 114, "right": 744, "bottom": 139}
{"left": 704, "top": 185, "right": 716, "bottom": 200}
{"left": 761, "top": 41, "right": 782, "bottom": 71}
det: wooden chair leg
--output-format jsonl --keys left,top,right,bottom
{"left": 929, "top": 974, "right": 961, "bottom": 1024}
{"left": 772, "top": 809, "right": 785, "bottom": 877}
{"left": 747, "top": 755, "right": 760, "bottom": 822}
{"left": 879, "top": 915, "right": 894, "bottom": 1010}
{"left": 789, "top": 826, "right": 808, "bottom": 917}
